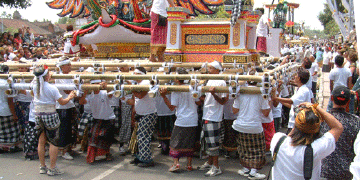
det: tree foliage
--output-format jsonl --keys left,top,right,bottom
{"left": 318, "top": 0, "right": 345, "bottom": 36}
{"left": 0, "top": 0, "right": 32, "bottom": 9}
{"left": 195, "top": 6, "right": 230, "bottom": 19}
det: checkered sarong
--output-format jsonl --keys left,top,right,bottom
{"left": 237, "top": 132, "right": 266, "bottom": 169}
{"left": 35, "top": 113, "right": 61, "bottom": 147}
{"left": 23, "top": 122, "right": 38, "bottom": 155}
{"left": 119, "top": 101, "right": 132, "bottom": 144}
{"left": 111, "top": 106, "right": 120, "bottom": 130}
{"left": 201, "top": 120, "right": 221, "bottom": 156}
{"left": 0, "top": 116, "right": 21, "bottom": 146}
{"left": 135, "top": 113, "right": 158, "bottom": 163}
{"left": 78, "top": 112, "right": 94, "bottom": 136}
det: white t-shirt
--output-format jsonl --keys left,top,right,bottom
{"left": 256, "top": 15, "right": 269, "bottom": 37}
{"left": 151, "top": 0, "right": 169, "bottom": 17}
{"left": 350, "top": 131, "right": 360, "bottom": 179}
{"left": 329, "top": 67, "right": 352, "bottom": 88}
{"left": 0, "top": 79, "right": 12, "bottom": 116}
{"left": 309, "top": 62, "right": 319, "bottom": 82}
{"left": 322, "top": 51, "right": 332, "bottom": 65}
{"left": 331, "top": 52, "right": 338, "bottom": 63}
{"left": 33, "top": 82, "right": 62, "bottom": 106}
{"left": 16, "top": 90, "right": 32, "bottom": 102}
{"left": 271, "top": 132, "right": 336, "bottom": 180}
{"left": 63, "top": 31, "right": 80, "bottom": 54}
{"left": 28, "top": 102, "right": 35, "bottom": 122}
{"left": 260, "top": 99, "right": 273, "bottom": 123}
{"left": 55, "top": 79, "right": 75, "bottom": 109}
{"left": 202, "top": 80, "right": 227, "bottom": 122}
{"left": 154, "top": 94, "right": 175, "bottom": 116}
{"left": 343, "top": 60, "right": 351, "bottom": 69}
{"left": 87, "top": 90, "right": 115, "bottom": 120}
{"left": 223, "top": 98, "right": 238, "bottom": 120}
{"left": 134, "top": 80, "right": 157, "bottom": 115}
{"left": 305, "top": 68, "right": 313, "bottom": 90}
{"left": 288, "top": 85, "right": 312, "bottom": 128}
{"left": 171, "top": 91, "right": 199, "bottom": 127}
{"left": 109, "top": 95, "right": 120, "bottom": 107}
{"left": 272, "top": 93, "right": 282, "bottom": 118}
{"left": 232, "top": 93, "right": 270, "bottom": 134}
{"left": 83, "top": 96, "right": 91, "bottom": 113}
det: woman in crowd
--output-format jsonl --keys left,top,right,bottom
{"left": 270, "top": 101, "right": 343, "bottom": 179}
{"left": 32, "top": 65, "right": 76, "bottom": 176}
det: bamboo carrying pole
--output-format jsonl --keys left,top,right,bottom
{"left": 0, "top": 74, "right": 266, "bottom": 82}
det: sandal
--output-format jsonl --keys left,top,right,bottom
{"left": 169, "top": 164, "right": 180, "bottom": 172}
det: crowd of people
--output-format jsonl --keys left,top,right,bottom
{"left": 0, "top": 26, "right": 359, "bottom": 180}
{"left": 0, "top": 26, "right": 64, "bottom": 62}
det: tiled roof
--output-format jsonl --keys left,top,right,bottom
{"left": 0, "top": 18, "right": 52, "bottom": 35}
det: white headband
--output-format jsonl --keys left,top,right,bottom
{"left": 57, "top": 59, "right": 71, "bottom": 67}
{"left": 134, "top": 69, "right": 145, "bottom": 75}
{"left": 90, "top": 79, "right": 102, "bottom": 84}
{"left": 39, "top": 69, "right": 49, "bottom": 77}
{"left": 209, "top": 61, "right": 222, "bottom": 71}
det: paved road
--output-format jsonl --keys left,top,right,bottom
{"left": 0, "top": 143, "right": 273, "bottom": 180}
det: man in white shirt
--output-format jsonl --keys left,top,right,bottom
{"left": 309, "top": 55, "right": 319, "bottom": 100}
{"left": 256, "top": 8, "right": 271, "bottom": 55}
{"left": 55, "top": 59, "right": 77, "bottom": 160}
{"left": 322, "top": 47, "right": 332, "bottom": 72}
{"left": 271, "top": 68, "right": 312, "bottom": 133}
{"left": 198, "top": 61, "right": 228, "bottom": 177}
{"left": 327, "top": 55, "right": 352, "bottom": 111}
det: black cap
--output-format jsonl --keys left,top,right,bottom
{"left": 332, "top": 86, "right": 350, "bottom": 105}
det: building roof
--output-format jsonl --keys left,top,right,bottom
{"left": 0, "top": 18, "right": 52, "bottom": 35}
{"left": 32, "top": 21, "right": 53, "bottom": 27}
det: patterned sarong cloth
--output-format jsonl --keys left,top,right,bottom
{"left": 221, "top": 120, "right": 238, "bottom": 151}
{"left": 135, "top": 113, "right": 158, "bottom": 163}
{"left": 23, "top": 122, "right": 38, "bottom": 156}
{"left": 111, "top": 106, "right": 121, "bottom": 131}
{"left": 35, "top": 113, "right": 61, "bottom": 147}
{"left": 262, "top": 122, "right": 275, "bottom": 151}
{"left": 256, "top": 36, "right": 267, "bottom": 53}
{"left": 156, "top": 115, "right": 176, "bottom": 140}
{"left": 14, "top": 101, "right": 31, "bottom": 130}
{"left": 57, "top": 108, "right": 78, "bottom": 148}
{"left": 169, "top": 126, "right": 197, "bottom": 159}
{"left": 200, "top": 120, "right": 221, "bottom": 156}
{"left": 0, "top": 116, "right": 21, "bottom": 150}
{"left": 236, "top": 132, "right": 266, "bottom": 169}
{"left": 78, "top": 112, "right": 94, "bottom": 136}
{"left": 87, "top": 119, "right": 114, "bottom": 164}
{"left": 119, "top": 101, "right": 132, "bottom": 144}
{"left": 150, "top": 12, "right": 167, "bottom": 55}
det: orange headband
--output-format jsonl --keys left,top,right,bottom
{"left": 295, "top": 104, "right": 323, "bottom": 134}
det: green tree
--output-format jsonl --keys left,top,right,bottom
{"left": 195, "top": 5, "right": 230, "bottom": 19}
{"left": 58, "top": 17, "right": 69, "bottom": 24}
{"left": 0, "top": 0, "right": 31, "bottom": 9}
{"left": 318, "top": 0, "right": 345, "bottom": 36}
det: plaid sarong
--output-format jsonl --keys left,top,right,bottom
{"left": 0, "top": 116, "right": 21, "bottom": 147}
{"left": 119, "top": 101, "right": 132, "bottom": 144}
{"left": 222, "top": 120, "right": 238, "bottom": 151}
{"left": 236, "top": 132, "right": 266, "bottom": 169}
{"left": 14, "top": 101, "right": 31, "bottom": 130}
{"left": 35, "top": 113, "right": 61, "bottom": 147}
{"left": 78, "top": 112, "right": 94, "bottom": 136}
{"left": 135, "top": 113, "right": 158, "bottom": 163}
{"left": 23, "top": 122, "right": 38, "bottom": 156}
{"left": 201, "top": 120, "right": 221, "bottom": 156}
